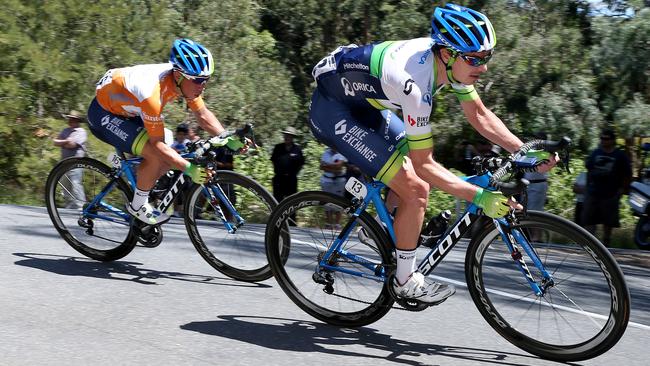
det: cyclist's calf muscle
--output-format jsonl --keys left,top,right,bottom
{"left": 386, "top": 160, "right": 429, "bottom": 251}
{"left": 137, "top": 138, "right": 187, "bottom": 190}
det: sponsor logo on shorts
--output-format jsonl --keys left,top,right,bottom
{"left": 100, "top": 115, "right": 128, "bottom": 141}
{"left": 384, "top": 111, "right": 392, "bottom": 140}
{"left": 335, "top": 119, "right": 347, "bottom": 135}
{"left": 310, "top": 119, "right": 322, "bottom": 134}
{"left": 340, "top": 125, "right": 377, "bottom": 163}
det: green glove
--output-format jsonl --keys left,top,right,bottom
{"left": 183, "top": 163, "right": 208, "bottom": 184}
{"left": 472, "top": 188, "right": 510, "bottom": 218}
{"left": 525, "top": 149, "right": 551, "bottom": 163}
{"left": 210, "top": 136, "right": 245, "bottom": 151}
{"left": 225, "top": 137, "right": 245, "bottom": 151}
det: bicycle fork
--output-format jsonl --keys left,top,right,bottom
{"left": 495, "top": 218, "right": 555, "bottom": 296}
{"left": 201, "top": 183, "right": 244, "bottom": 233}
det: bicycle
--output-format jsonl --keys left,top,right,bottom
{"left": 46, "top": 124, "right": 281, "bottom": 282}
{"left": 265, "top": 137, "right": 630, "bottom": 362}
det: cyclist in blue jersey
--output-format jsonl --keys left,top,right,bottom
{"left": 309, "top": 3, "right": 558, "bottom": 305}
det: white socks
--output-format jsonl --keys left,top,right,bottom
{"left": 131, "top": 188, "right": 150, "bottom": 210}
{"left": 395, "top": 248, "right": 417, "bottom": 285}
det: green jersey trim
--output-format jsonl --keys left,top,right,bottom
{"left": 366, "top": 98, "right": 387, "bottom": 110}
{"left": 376, "top": 139, "right": 409, "bottom": 184}
{"left": 407, "top": 132, "right": 434, "bottom": 150}
{"left": 370, "top": 41, "right": 395, "bottom": 78}
{"left": 453, "top": 85, "right": 479, "bottom": 102}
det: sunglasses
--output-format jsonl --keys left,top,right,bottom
{"left": 180, "top": 72, "right": 210, "bottom": 85}
{"left": 458, "top": 51, "right": 493, "bottom": 67}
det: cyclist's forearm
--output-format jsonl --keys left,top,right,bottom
{"left": 415, "top": 159, "right": 479, "bottom": 202}
{"left": 465, "top": 106, "right": 522, "bottom": 153}
{"left": 194, "top": 107, "right": 225, "bottom": 136}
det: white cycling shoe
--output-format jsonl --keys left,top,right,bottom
{"left": 127, "top": 202, "right": 170, "bottom": 225}
{"left": 392, "top": 272, "right": 456, "bottom": 305}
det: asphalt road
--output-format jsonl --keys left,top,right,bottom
{"left": 1, "top": 204, "right": 649, "bottom": 366}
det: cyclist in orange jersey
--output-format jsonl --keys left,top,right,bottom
{"left": 87, "top": 38, "right": 228, "bottom": 224}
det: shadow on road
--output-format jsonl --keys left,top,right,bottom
{"left": 12, "top": 252, "right": 270, "bottom": 288}
{"left": 181, "top": 315, "right": 577, "bottom": 366}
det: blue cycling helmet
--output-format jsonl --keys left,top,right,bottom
{"left": 431, "top": 3, "right": 496, "bottom": 53}
{"left": 169, "top": 38, "right": 214, "bottom": 77}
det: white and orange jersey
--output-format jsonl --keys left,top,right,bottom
{"left": 95, "top": 63, "right": 205, "bottom": 138}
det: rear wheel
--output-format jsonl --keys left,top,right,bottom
{"left": 265, "top": 191, "right": 395, "bottom": 327}
{"left": 465, "top": 211, "right": 630, "bottom": 361}
{"left": 45, "top": 157, "right": 137, "bottom": 261}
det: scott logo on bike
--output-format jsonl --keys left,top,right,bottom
{"left": 159, "top": 174, "right": 186, "bottom": 209}
{"left": 418, "top": 213, "right": 472, "bottom": 274}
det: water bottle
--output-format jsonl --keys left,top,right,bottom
{"left": 419, "top": 210, "right": 451, "bottom": 248}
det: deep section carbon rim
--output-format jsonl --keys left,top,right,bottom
{"left": 466, "top": 211, "right": 629, "bottom": 361}
{"left": 184, "top": 171, "right": 278, "bottom": 282}
{"left": 45, "top": 157, "right": 136, "bottom": 261}
{"left": 266, "top": 191, "right": 394, "bottom": 327}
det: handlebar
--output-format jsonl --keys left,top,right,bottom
{"left": 187, "top": 123, "right": 255, "bottom": 165}
{"left": 472, "top": 137, "right": 572, "bottom": 195}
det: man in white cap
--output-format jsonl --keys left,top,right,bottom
{"left": 53, "top": 110, "right": 88, "bottom": 209}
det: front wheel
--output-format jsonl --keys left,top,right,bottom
{"left": 184, "top": 170, "right": 278, "bottom": 282}
{"left": 465, "top": 211, "right": 630, "bottom": 362}
{"left": 634, "top": 216, "right": 650, "bottom": 249}
{"left": 45, "top": 157, "right": 137, "bottom": 261}
{"left": 265, "top": 191, "right": 395, "bottom": 327}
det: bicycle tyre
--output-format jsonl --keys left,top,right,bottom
{"left": 465, "top": 210, "right": 630, "bottom": 361}
{"left": 45, "top": 157, "right": 138, "bottom": 261}
{"left": 265, "top": 191, "right": 395, "bottom": 327}
{"left": 184, "top": 170, "right": 279, "bottom": 282}
{"left": 634, "top": 216, "right": 650, "bottom": 249}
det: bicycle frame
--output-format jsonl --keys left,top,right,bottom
{"left": 81, "top": 152, "right": 244, "bottom": 233}
{"left": 317, "top": 173, "right": 555, "bottom": 297}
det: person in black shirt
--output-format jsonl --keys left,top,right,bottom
{"left": 581, "top": 128, "right": 632, "bottom": 246}
{"left": 270, "top": 126, "right": 305, "bottom": 203}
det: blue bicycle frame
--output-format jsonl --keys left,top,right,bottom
{"left": 80, "top": 151, "right": 244, "bottom": 233}
{"left": 317, "top": 172, "right": 555, "bottom": 297}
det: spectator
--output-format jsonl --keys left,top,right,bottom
{"left": 524, "top": 132, "right": 549, "bottom": 211}
{"left": 581, "top": 128, "right": 632, "bottom": 246}
{"left": 454, "top": 140, "right": 478, "bottom": 175}
{"left": 187, "top": 122, "right": 202, "bottom": 143}
{"left": 320, "top": 147, "right": 348, "bottom": 229}
{"left": 475, "top": 139, "right": 498, "bottom": 158}
{"left": 270, "top": 126, "right": 305, "bottom": 203}
{"left": 171, "top": 123, "right": 190, "bottom": 153}
{"left": 573, "top": 172, "right": 587, "bottom": 226}
{"left": 53, "top": 110, "right": 88, "bottom": 209}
